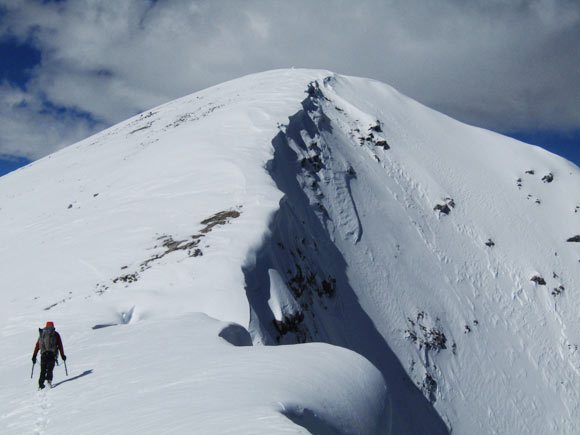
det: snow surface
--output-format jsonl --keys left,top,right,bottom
{"left": 1, "top": 68, "right": 579, "bottom": 434}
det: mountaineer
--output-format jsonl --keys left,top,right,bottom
{"left": 32, "top": 322, "right": 66, "bottom": 389}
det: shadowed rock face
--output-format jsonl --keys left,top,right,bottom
{"left": 244, "top": 80, "right": 449, "bottom": 434}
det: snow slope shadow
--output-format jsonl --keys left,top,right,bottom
{"left": 243, "top": 88, "right": 449, "bottom": 434}
{"left": 282, "top": 407, "right": 344, "bottom": 435}
{"left": 52, "top": 370, "right": 93, "bottom": 388}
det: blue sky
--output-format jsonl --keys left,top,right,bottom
{"left": 0, "top": 0, "right": 578, "bottom": 177}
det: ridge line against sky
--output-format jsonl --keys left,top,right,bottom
{"left": 0, "top": 0, "right": 578, "bottom": 176}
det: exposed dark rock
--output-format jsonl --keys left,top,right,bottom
{"left": 531, "top": 275, "right": 547, "bottom": 285}
{"left": 273, "top": 312, "right": 307, "bottom": 343}
{"left": 552, "top": 285, "right": 565, "bottom": 297}
{"left": 200, "top": 209, "right": 241, "bottom": 233}
{"left": 434, "top": 197, "right": 456, "bottom": 214}
{"left": 300, "top": 155, "right": 323, "bottom": 171}
{"left": 113, "top": 272, "right": 139, "bottom": 284}
{"left": 485, "top": 239, "right": 495, "bottom": 247}
{"left": 375, "top": 140, "right": 390, "bottom": 150}
{"left": 567, "top": 235, "right": 580, "bottom": 242}
{"left": 421, "top": 373, "right": 438, "bottom": 404}
{"left": 320, "top": 278, "right": 337, "bottom": 297}
{"left": 129, "top": 125, "right": 151, "bottom": 134}
{"left": 525, "top": 170, "right": 535, "bottom": 175}
{"left": 405, "top": 312, "right": 447, "bottom": 353}
{"left": 542, "top": 173, "right": 554, "bottom": 183}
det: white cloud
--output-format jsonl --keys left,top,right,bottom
{"left": 0, "top": 83, "right": 100, "bottom": 159}
{"left": 0, "top": 0, "right": 578, "bottom": 159}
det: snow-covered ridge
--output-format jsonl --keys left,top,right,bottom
{"left": 1, "top": 69, "right": 579, "bottom": 434}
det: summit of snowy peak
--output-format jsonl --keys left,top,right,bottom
{"left": 2, "top": 69, "right": 580, "bottom": 434}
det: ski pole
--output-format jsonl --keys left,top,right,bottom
{"left": 64, "top": 360, "right": 68, "bottom": 376}
{"left": 31, "top": 362, "right": 35, "bottom": 379}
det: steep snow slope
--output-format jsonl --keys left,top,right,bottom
{"left": 0, "top": 70, "right": 389, "bottom": 435}
{"left": 244, "top": 74, "right": 580, "bottom": 434}
{"left": 1, "top": 69, "right": 579, "bottom": 434}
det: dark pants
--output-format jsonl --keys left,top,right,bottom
{"left": 39, "top": 351, "right": 56, "bottom": 387}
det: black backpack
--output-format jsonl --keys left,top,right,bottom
{"left": 39, "top": 326, "right": 58, "bottom": 353}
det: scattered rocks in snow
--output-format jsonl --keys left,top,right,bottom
{"left": 420, "top": 373, "right": 438, "bottom": 404}
{"left": 433, "top": 203, "right": 450, "bottom": 215}
{"left": 95, "top": 283, "right": 109, "bottom": 295}
{"left": 369, "top": 121, "right": 383, "bottom": 133}
{"left": 166, "top": 104, "right": 225, "bottom": 129}
{"left": 43, "top": 292, "right": 73, "bottom": 310}
{"left": 567, "top": 235, "right": 580, "bottom": 242}
{"left": 346, "top": 166, "right": 357, "bottom": 177}
{"left": 273, "top": 312, "right": 307, "bottom": 343}
{"left": 286, "top": 262, "right": 336, "bottom": 299}
{"left": 434, "top": 198, "right": 455, "bottom": 215}
{"left": 320, "top": 278, "right": 337, "bottom": 297}
{"left": 355, "top": 122, "right": 390, "bottom": 151}
{"left": 552, "top": 285, "right": 565, "bottom": 297}
{"left": 516, "top": 178, "right": 523, "bottom": 189}
{"left": 531, "top": 275, "right": 547, "bottom": 285}
{"left": 113, "top": 272, "right": 139, "bottom": 284}
{"left": 300, "top": 155, "right": 323, "bottom": 171}
{"left": 67, "top": 204, "right": 72, "bottom": 209}
{"left": 99, "top": 208, "right": 241, "bottom": 293}
{"left": 542, "top": 173, "right": 554, "bottom": 183}
{"left": 375, "top": 140, "right": 390, "bottom": 150}
{"left": 525, "top": 170, "right": 535, "bottom": 175}
{"left": 200, "top": 209, "right": 241, "bottom": 233}
{"left": 485, "top": 239, "right": 495, "bottom": 247}
{"left": 405, "top": 312, "right": 448, "bottom": 353}
{"left": 464, "top": 325, "right": 471, "bottom": 334}
{"left": 129, "top": 124, "right": 152, "bottom": 134}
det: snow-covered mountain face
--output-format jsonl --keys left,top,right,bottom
{"left": 1, "top": 69, "right": 579, "bottom": 434}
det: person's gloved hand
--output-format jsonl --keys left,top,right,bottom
{"left": 32, "top": 356, "right": 36, "bottom": 364}
{"left": 62, "top": 355, "right": 67, "bottom": 361}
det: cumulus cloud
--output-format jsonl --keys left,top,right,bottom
{"left": 0, "top": 0, "right": 578, "bottom": 159}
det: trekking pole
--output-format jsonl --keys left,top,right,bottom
{"left": 31, "top": 362, "right": 35, "bottom": 379}
{"left": 64, "top": 360, "right": 68, "bottom": 376}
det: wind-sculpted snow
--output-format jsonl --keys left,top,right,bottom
{"left": 1, "top": 68, "right": 580, "bottom": 434}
